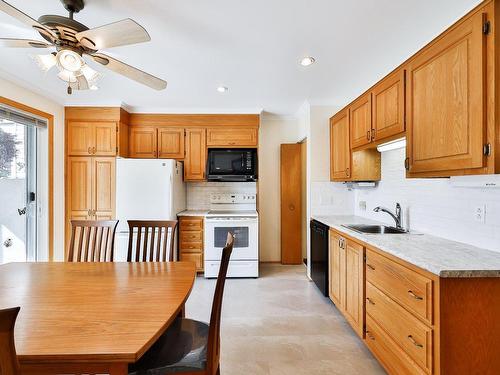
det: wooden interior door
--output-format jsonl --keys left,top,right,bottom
{"left": 280, "top": 143, "right": 302, "bottom": 265}
{"left": 344, "top": 240, "right": 364, "bottom": 336}
{"left": 406, "top": 11, "right": 485, "bottom": 173}
{"left": 184, "top": 128, "right": 207, "bottom": 181}
{"left": 93, "top": 122, "right": 117, "bottom": 156}
{"left": 92, "top": 157, "right": 116, "bottom": 220}
{"left": 330, "top": 110, "right": 351, "bottom": 181}
{"left": 329, "top": 231, "right": 345, "bottom": 310}
{"left": 129, "top": 126, "right": 157, "bottom": 158}
{"left": 158, "top": 127, "right": 185, "bottom": 159}
{"left": 372, "top": 70, "right": 405, "bottom": 141}
{"left": 350, "top": 93, "right": 372, "bottom": 149}
{"left": 67, "top": 122, "right": 94, "bottom": 156}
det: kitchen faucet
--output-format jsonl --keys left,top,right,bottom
{"left": 373, "top": 203, "right": 402, "bottom": 229}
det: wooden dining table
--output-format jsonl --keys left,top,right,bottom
{"left": 0, "top": 261, "right": 196, "bottom": 375}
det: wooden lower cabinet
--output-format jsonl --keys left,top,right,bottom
{"left": 178, "top": 216, "right": 204, "bottom": 272}
{"left": 328, "top": 230, "right": 364, "bottom": 337}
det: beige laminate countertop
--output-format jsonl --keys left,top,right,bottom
{"left": 312, "top": 215, "right": 500, "bottom": 278}
{"left": 177, "top": 210, "right": 209, "bottom": 217}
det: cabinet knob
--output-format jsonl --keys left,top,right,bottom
{"left": 367, "top": 131, "right": 371, "bottom": 141}
{"left": 366, "top": 330, "right": 375, "bottom": 340}
{"left": 88, "top": 147, "right": 92, "bottom": 154}
{"left": 345, "top": 168, "right": 350, "bottom": 177}
{"left": 366, "top": 263, "right": 375, "bottom": 271}
{"left": 366, "top": 297, "right": 375, "bottom": 305}
{"left": 371, "top": 128, "right": 376, "bottom": 141}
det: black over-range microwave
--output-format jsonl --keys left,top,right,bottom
{"left": 207, "top": 148, "right": 258, "bottom": 182}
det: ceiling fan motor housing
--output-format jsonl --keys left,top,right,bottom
{"left": 60, "top": 0, "right": 85, "bottom": 14}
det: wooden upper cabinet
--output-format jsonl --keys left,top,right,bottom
{"left": 158, "top": 127, "right": 185, "bottom": 159}
{"left": 67, "top": 121, "right": 117, "bottom": 156}
{"left": 67, "top": 122, "right": 94, "bottom": 156}
{"left": 372, "top": 70, "right": 405, "bottom": 142}
{"left": 184, "top": 128, "right": 207, "bottom": 181}
{"left": 93, "top": 123, "right": 117, "bottom": 156}
{"left": 129, "top": 126, "right": 157, "bottom": 158}
{"left": 206, "top": 128, "right": 258, "bottom": 147}
{"left": 406, "top": 11, "right": 486, "bottom": 174}
{"left": 344, "top": 239, "right": 364, "bottom": 337}
{"left": 330, "top": 109, "right": 351, "bottom": 181}
{"left": 350, "top": 93, "right": 372, "bottom": 149}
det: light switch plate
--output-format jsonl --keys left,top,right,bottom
{"left": 359, "top": 201, "right": 367, "bottom": 211}
{"left": 474, "top": 205, "right": 486, "bottom": 223}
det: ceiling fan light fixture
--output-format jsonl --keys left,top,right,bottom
{"left": 32, "top": 53, "right": 57, "bottom": 72}
{"left": 56, "top": 49, "right": 84, "bottom": 72}
{"left": 81, "top": 64, "right": 101, "bottom": 83}
{"left": 57, "top": 69, "right": 78, "bottom": 83}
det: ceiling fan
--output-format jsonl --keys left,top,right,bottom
{"left": 0, "top": 0, "right": 167, "bottom": 94}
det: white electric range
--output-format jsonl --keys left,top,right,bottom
{"left": 204, "top": 193, "right": 259, "bottom": 278}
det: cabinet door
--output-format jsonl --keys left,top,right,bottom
{"left": 330, "top": 110, "right": 351, "bottom": 181}
{"left": 93, "top": 122, "right": 117, "bottom": 156}
{"left": 67, "top": 122, "right": 94, "bottom": 156}
{"left": 206, "top": 128, "right": 258, "bottom": 147}
{"left": 184, "top": 128, "right": 207, "bottom": 181}
{"left": 329, "top": 231, "right": 345, "bottom": 310}
{"left": 158, "top": 127, "right": 185, "bottom": 159}
{"left": 372, "top": 70, "right": 405, "bottom": 141}
{"left": 350, "top": 93, "right": 372, "bottom": 149}
{"left": 129, "top": 126, "right": 157, "bottom": 158}
{"left": 67, "top": 157, "right": 93, "bottom": 216}
{"left": 92, "top": 157, "right": 115, "bottom": 218}
{"left": 406, "top": 11, "right": 485, "bottom": 173}
{"left": 344, "top": 240, "right": 364, "bottom": 337}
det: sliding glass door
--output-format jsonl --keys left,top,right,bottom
{"left": 0, "top": 110, "right": 41, "bottom": 264}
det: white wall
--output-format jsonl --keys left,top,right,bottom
{"left": 258, "top": 113, "right": 307, "bottom": 262}
{"left": 355, "top": 147, "right": 500, "bottom": 253}
{"left": 0, "top": 76, "right": 65, "bottom": 261}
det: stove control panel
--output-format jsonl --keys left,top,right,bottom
{"left": 210, "top": 193, "right": 257, "bottom": 204}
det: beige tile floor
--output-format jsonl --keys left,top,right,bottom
{"left": 185, "top": 264, "right": 386, "bottom": 375}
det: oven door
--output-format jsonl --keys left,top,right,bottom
{"left": 204, "top": 217, "right": 258, "bottom": 261}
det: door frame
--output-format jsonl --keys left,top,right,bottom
{"left": 0, "top": 97, "right": 55, "bottom": 261}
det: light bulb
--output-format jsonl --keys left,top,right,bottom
{"left": 56, "top": 49, "right": 84, "bottom": 72}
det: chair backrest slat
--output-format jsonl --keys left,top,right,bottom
{"left": 67, "top": 220, "right": 119, "bottom": 262}
{"left": 206, "top": 232, "right": 234, "bottom": 375}
{"left": 0, "top": 307, "right": 21, "bottom": 375}
{"left": 127, "top": 220, "right": 178, "bottom": 262}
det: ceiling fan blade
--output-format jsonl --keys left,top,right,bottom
{"left": 90, "top": 52, "right": 167, "bottom": 90}
{"left": 76, "top": 18, "right": 150, "bottom": 50}
{"left": 0, "top": 38, "right": 51, "bottom": 48}
{"left": 0, "top": 0, "right": 57, "bottom": 42}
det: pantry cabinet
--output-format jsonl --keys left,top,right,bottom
{"left": 67, "top": 121, "right": 117, "bottom": 156}
{"left": 406, "top": 9, "right": 486, "bottom": 175}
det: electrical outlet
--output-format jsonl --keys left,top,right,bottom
{"left": 359, "top": 201, "right": 367, "bottom": 211}
{"left": 474, "top": 205, "right": 486, "bottom": 223}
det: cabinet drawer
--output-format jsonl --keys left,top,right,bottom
{"left": 366, "top": 249, "right": 433, "bottom": 324}
{"left": 180, "top": 242, "right": 203, "bottom": 253}
{"left": 366, "top": 282, "right": 433, "bottom": 373}
{"left": 180, "top": 231, "right": 203, "bottom": 242}
{"left": 180, "top": 218, "right": 203, "bottom": 231}
{"left": 365, "top": 315, "right": 426, "bottom": 375}
{"left": 180, "top": 253, "right": 203, "bottom": 271}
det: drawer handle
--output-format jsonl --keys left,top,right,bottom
{"left": 366, "top": 263, "right": 375, "bottom": 271}
{"left": 408, "top": 290, "right": 423, "bottom": 300}
{"left": 366, "top": 330, "right": 375, "bottom": 340}
{"left": 366, "top": 297, "right": 375, "bottom": 305}
{"left": 407, "top": 335, "right": 423, "bottom": 348}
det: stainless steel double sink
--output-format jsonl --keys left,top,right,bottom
{"left": 341, "top": 224, "right": 409, "bottom": 234}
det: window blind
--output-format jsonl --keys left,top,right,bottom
{"left": 0, "top": 105, "right": 47, "bottom": 128}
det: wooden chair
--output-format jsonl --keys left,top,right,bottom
{"left": 127, "top": 220, "right": 178, "bottom": 262}
{"left": 128, "top": 233, "right": 234, "bottom": 375}
{"left": 67, "top": 220, "right": 119, "bottom": 262}
{"left": 0, "top": 307, "right": 21, "bottom": 375}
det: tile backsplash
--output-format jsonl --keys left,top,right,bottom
{"left": 310, "top": 181, "right": 354, "bottom": 216}
{"left": 186, "top": 182, "right": 257, "bottom": 210}
{"left": 354, "top": 147, "right": 500, "bottom": 253}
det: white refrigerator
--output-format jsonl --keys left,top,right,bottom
{"left": 115, "top": 159, "right": 186, "bottom": 261}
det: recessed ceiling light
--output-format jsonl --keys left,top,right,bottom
{"left": 217, "top": 86, "right": 228, "bottom": 93}
{"left": 300, "top": 56, "right": 316, "bottom": 66}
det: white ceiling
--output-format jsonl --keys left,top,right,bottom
{"left": 0, "top": 0, "right": 482, "bottom": 115}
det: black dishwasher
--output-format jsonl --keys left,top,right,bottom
{"left": 310, "top": 220, "right": 329, "bottom": 296}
